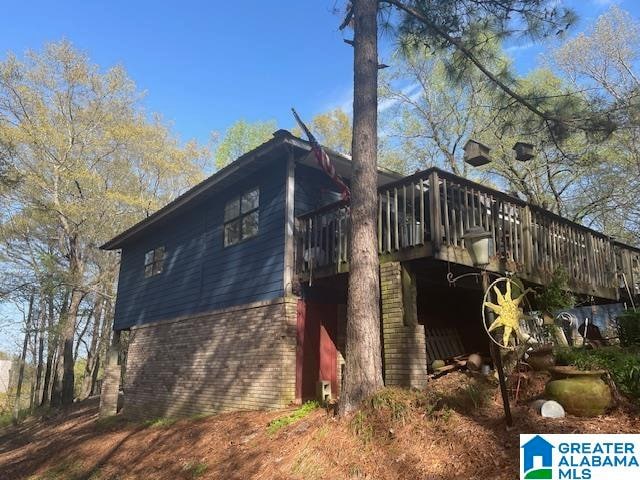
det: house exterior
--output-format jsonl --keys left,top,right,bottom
{"left": 101, "top": 130, "right": 398, "bottom": 416}
{"left": 102, "top": 129, "right": 640, "bottom": 418}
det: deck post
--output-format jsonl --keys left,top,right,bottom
{"left": 609, "top": 238, "right": 618, "bottom": 293}
{"left": 522, "top": 206, "right": 534, "bottom": 274}
{"left": 429, "top": 171, "right": 442, "bottom": 251}
{"left": 380, "top": 261, "right": 428, "bottom": 389}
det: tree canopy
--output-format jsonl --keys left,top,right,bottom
{"left": 0, "top": 40, "right": 208, "bottom": 406}
{"left": 214, "top": 119, "right": 276, "bottom": 170}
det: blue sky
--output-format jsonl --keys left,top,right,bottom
{"left": 0, "top": 0, "right": 638, "bottom": 353}
{"left": 2, "top": 0, "right": 636, "bottom": 149}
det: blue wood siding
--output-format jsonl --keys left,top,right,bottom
{"left": 113, "top": 159, "right": 286, "bottom": 330}
{"left": 294, "top": 164, "right": 342, "bottom": 216}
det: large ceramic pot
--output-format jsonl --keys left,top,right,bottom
{"left": 526, "top": 344, "right": 555, "bottom": 371}
{"left": 545, "top": 366, "right": 612, "bottom": 417}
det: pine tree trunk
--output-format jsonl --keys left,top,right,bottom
{"left": 339, "top": 0, "right": 384, "bottom": 416}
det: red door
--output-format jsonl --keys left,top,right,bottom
{"left": 296, "top": 300, "right": 338, "bottom": 402}
{"left": 319, "top": 305, "right": 338, "bottom": 396}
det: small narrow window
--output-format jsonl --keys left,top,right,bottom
{"left": 144, "top": 246, "right": 166, "bottom": 277}
{"left": 224, "top": 187, "right": 260, "bottom": 247}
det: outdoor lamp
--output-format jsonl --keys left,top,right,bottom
{"left": 463, "top": 226, "right": 492, "bottom": 267}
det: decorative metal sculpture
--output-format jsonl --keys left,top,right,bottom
{"left": 483, "top": 277, "right": 532, "bottom": 348}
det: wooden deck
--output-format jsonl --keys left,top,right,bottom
{"left": 296, "top": 168, "right": 640, "bottom": 301}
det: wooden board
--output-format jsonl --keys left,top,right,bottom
{"left": 424, "top": 327, "right": 466, "bottom": 363}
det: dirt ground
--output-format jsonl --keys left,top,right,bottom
{"left": 1, "top": 372, "right": 638, "bottom": 480}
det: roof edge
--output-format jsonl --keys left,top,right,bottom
{"left": 101, "top": 130, "right": 397, "bottom": 251}
{"left": 101, "top": 131, "right": 293, "bottom": 250}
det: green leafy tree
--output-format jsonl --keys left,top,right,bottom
{"left": 214, "top": 119, "right": 276, "bottom": 169}
{"left": 552, "top": 6, "right": 640, "bottom": 244}
{"left": 380, "top": 43, "right": 500, "bottom": 175}
{"left": 298, "top": 108, "right": 352, "bottom": 154}
{"left": 0, "top": 40, "right": 206, "bottom": 406}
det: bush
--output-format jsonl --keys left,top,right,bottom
{"left": 556, "top": 346, "right": 640, "bottom": 402}
{"left": 616, "top": 311, "right": 640, "bottom": 347}
{"left": 535, "top": 267, "right": 575, "bottom": 314}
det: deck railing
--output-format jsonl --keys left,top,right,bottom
{"left": 296, "top": 168, "right": 640, "bottom": 299}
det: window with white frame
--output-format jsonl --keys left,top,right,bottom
{"left": 224, "top": 187, "right": 260, "bottom": 246}
{"left": 144, "top": 246, "right": 166, "bottom": 277}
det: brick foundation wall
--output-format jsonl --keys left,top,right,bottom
{"left": 99, "top": 343, "right": 121, "bottom": 417}
{"left": 380, "top": 262, "right": 428, "bottom": 389}
{"left": 123, "top": 297, "right": 298, "bottom": 418}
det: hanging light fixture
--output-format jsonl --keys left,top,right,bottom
{"left": 462, "top": 225, "right": 493, "bottom": 267}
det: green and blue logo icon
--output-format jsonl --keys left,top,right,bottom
{"left": 522, "top": 435, "right": 554, "bottom": 479}
{"left": 520, "top": 433, "right": 640, "bottom": 479}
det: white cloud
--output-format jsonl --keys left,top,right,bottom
{"left": 505, "top": 42, "right": 535, "bottom": 54}
{"left": 317, "top": 80, "right": 423, "bottom": 119}
{"left": 378, "top": 81, "right": 422, "bottom": 113}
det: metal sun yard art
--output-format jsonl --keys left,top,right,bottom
{"left": 484, "top": 278, "right": 530, "bottom": 348}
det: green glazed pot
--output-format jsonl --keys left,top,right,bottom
{"left": 544, "top": 366, "right": 611, "bottom": 417}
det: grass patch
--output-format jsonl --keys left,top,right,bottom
{"left": 439, "top": 405, "right": 453, "bottom": 422}
{"left": 350, "top": 410, "right": 373, "bottom": 443}
{"left": 266, "top": 401, "right": 319, "bottom": 435}
{"left": 369, "top": 387, "right": 452, "bottom": 420}
{"left": 463, "top": 383, "right": 489, "bottom": 409}
{"left": 0, "top": 411, "right": 14, "bottom": 429}
{"left": 350, "top": 385, "right": 479, "bottom": 443}
{"left": 189, "top": 412, "right": 213, "bottom": 421}
{"left": 182, "top": 461, "right": 208, "bottom": 478}
{"left": 426, "top": 374, "right": 495, "bottom": 414}
{"left": 616, "top": 311, "right": 640, "bottom": 347}
{"left": 143, "top": 416, "right": 178, "bottom": 428}
{"left": 27, "top": 459, "right": 86, "bottom": 480}
{"left": 370, "top": 388, "right": 410, "bottom": 422}
{"left": 95, "top": 414, "right": 130, "bottom": 431}
{"left": 351, "top": 388, "right": 433, "bottom": 443}
{"left": 1, "top": 405, "right": 51, "bottom": 429}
